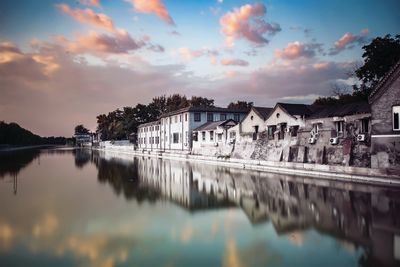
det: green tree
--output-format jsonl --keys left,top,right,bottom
{"left": 227, "top": 101, "right": 253, "bottom": 110}
{"left": 74, "top": 124, "right": 90, "bottom": 135}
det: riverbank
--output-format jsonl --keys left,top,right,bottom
{"left": 94, "top": 143, "right": 400, "bottom": 186}
{"left": 0, "top": 145, "right": 64, "bottom": 153}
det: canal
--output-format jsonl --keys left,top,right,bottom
{"left": 0, "top": 148, "right": 399, "bottom": 267}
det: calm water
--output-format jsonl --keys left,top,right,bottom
{"left": 0, "top": 148, "right": 399, "bottom": 267}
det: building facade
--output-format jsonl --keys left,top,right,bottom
{"left": 137, "top": 106, "right": 247, "bottom": 152}
{"left": 369, "top": 61, "right": 400, "bottom": 171}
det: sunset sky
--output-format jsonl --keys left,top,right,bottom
{"left": 1, "top": 0, "right": 399, "bottom": 136}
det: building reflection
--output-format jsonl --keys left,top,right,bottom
{"left": 88, "top": 150, "right": 400, "bottom": 267}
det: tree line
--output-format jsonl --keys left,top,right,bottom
{"left": 0, "top": 121, "right": 68, "bottom": 146}
{"left": 94, "top": 95, "right": 253, "bottom": 140}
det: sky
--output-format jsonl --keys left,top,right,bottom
{"left": 0, "top": 0, "right": 399, "bottom": 136}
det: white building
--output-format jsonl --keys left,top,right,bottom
{"left": 137, "top": 106, "right": 247, "bottom": 152}
{"left": 192, "top": 119, "right": 238, "bottom": 155}
{"left": 264, "top": 103, "right": 314, "bottom": 140}
{"left": 228, "top": 106, "right": 272, "bottom": 142}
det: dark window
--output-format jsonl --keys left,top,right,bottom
{"left": 180, "top": 115, "right": 182, "bottom": 122}
{"left": 202, "top": 131, "right": 206, "bottom": 141}
{"left": 279, "top": 123, "right": 286, "bottom": 140}
{"left": 234, "top": 114, "right": 240, "bottom": 122}
{"left": 393, "top": 106, "right": 400, "bottom": 131}
{"left": 268, "top": 126, "right": 276, "bottom": 140}
{"left": 173, "top": 133, "right": 179, "bottom": 143}
{"left": 194, "top": 113, "right": 201, "bottom": 122}
{"left": 193, "top": 132, "right": 198, "bottom": 141}
{"left": 155, "top": 137, "right": 159, "bottom": 144}
{"left": 335, "top": 121, "right": 344, "bottom": 136}
{"left": 210, "top": 131, "right": 214, "bottom": 141}
{"left": 207, "top": 113, "right": 213, "bottom": 122}
{"left": 185, "top": 113, "right": 188, "bottom": 121}
{"left": 220, "top": 113, "right": 227, "bottom": 120}
{"left": 361, "top": 119, "right": 369, "bottom": 133}
{"left": 291, "top": 126, "right": 299, "bottom": 137}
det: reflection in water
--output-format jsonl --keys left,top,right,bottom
{"left": 0, "top": 148, "right": 399, "bottom": 267}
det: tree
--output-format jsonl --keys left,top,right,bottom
{"left": 189, "top": 96, "right": 214, "bottom": 107}
{"left": 227, "top": 101, "right": 253, "bottom": 110}
{"left": 74, "top": 124, "right": 90, "bottom": 135}
{"left": 353, "top": 34, "right": 400, "bottom": 98}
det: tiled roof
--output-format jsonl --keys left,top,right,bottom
{"left": 159, "top": 106, "right": 249, "bottom": 118}
{"left": 308, "top": 101, "right": 370, "bottom": 119}
{"left": 252, "top": 106, "right": 273, "bottom": 120}
{"left": 369, "top": 59, "right": 400, "bottom": 103}
{"left": 277, "top": 103, "right": 314, "bottom": 116}
{"left": 137, "top": 120, "right": 160, "bottom": 127}
{"left": 193, "top": 119, "right": 237, "bottom": 132}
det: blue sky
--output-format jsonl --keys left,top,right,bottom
{"left": 0, "top": 0, "right": 399, "bottom": 136}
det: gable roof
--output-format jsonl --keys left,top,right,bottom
{"left": 308, "top": 101, "right": 370, "bottom": 119}
{"left": 193, "top": 119, "right": 237, "bottom": 132}
{"left": 159, "top": 106, "right": 249, "bottom": 118}
{"left": 277, "top": 103, "right": 315, "bottom": 116}
{"left": 252, "top": 106, "right": 273, "bottom": 120}
{"left": 369, "top": 60, "right": 400, "bottom": 103}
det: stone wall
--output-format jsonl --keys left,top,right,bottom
{"left": 370, "top": 71, "right": 400, "bottom": 171}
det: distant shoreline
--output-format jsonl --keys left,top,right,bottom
{"left": 0, "top": 145, "right": 64, "bottom": 152}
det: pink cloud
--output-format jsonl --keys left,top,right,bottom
{"left": 65, "top": 30, "right": 145, "bottom": 55}
{"left": 78, "top": 0, "right": 100, "bottom": 7}
{"left": 274, "top": 41, "right": 321, "bottom": 60}
{"left": 57, "top": 4, "right": 115, "bottom": 32}
{"left": 130, "top": 0, "right": 175, "bottom": 26}
{"left": 220, "top": 58, "right": 249, "bottom": 66}
{"left": 178, "top": 47, "right": 219, "bottom": 62}
{"left": 220, "top": 3, "right": 280, "bottom": 47}
{"left": 329, "top": 29, "right": 369, "bottom": 55}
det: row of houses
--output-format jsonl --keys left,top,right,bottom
{"left": 137, "top": 61, "right": 400, "bottom": 171}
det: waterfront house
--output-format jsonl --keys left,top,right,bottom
{"left": 264, "top": 103, "right": 314, "bottom": 141}
{"left": 74, "top": 133, "right": 92, "bottom": 147}
{"left": 137, "top": 120, "right": 161, "bottom": 150}
{"left": 369, "top": 60, "right": 400, "bottom": 171}
{"left": 301, "top": 102, "right": 371, "bottom": 166}
{"left": 137, "top": 106, "right": 247, "bottom": 152}
{"left": 228, "top": 106, "right": 272, "bottom": 143}
{"left": 191, "top": 119, "right": 238, "bottom": 156}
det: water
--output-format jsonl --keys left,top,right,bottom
{"left": 0, "top": 148, "right": 399, "bottom": 267}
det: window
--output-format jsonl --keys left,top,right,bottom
{"left": 291, "top": 126, "right": 299, "bottom": 137}
{"left": 185, "top": 113, "right": 188, "bottom": 121}
{"left": 251, "top": 115, "right": 254, "bottom": 120}
{"left": 218, "top": 133, "right": 223, "bottom": 141}
{"left": 210, "top": 131, "right": 214, "bottom": 141}
{"left": 360, "top": 118, "right": 369, "bottom": 133}
{"left": 393, "top": 106, "right": 400, "bottom": 131}
{"left": 185, "top": 131, "right": 188, "bottom": 143}
{"left": 173, "top": 133, "right": 179, "bottom": 143}
{"left": 268, "top": 125, "right": 276, "bottom": 140}
{"left": 234, "top": 114, "right": 240, "bottom": 122}
{"left": 220, "top": 113, "right": 227, "bottom": 120}
{"left": 278, "top": 123, "right": 286, "bottom": 140}
{"left": 193, "top": 132, "right": 198, "bottom": 141}
{"left": 194, "top": 113, "right": 201, "bottom": 122}
{"left": 207, "top": 113, "right": 213, "bottom": 122}
{"left": 180, "top": 115, "right": 182, "bottom": 122}
{"left": 155, "top": 137, "right": 159, "bottom": 144}
{"left": 229, "top": 131, "right": 236, "bottom": 139}
{"left": 202, "top": 131, "right": 206, "bottom": 141}
{"left": 335, "top": 121, "right": 344, "bottom": 137}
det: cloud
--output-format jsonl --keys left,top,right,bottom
{"left": 62, "top": 30, "right": 146, "bottom": 55}
{"left": 0, "top": 40, "right": 193, "bottom": 136}
{"left": 78, "top": 0, "right": 100, "bottom": 7}
{"left": 169, "top": 30, "right": 180, "bottom": 36}
{"left": 329, "top": 29, "right": 369, "bottom": 55}
{"left": 220, "top": 3, "right": 281, "bottom": 47}
{"left": 274, "top": 41, "right": 323, "bottom": 60}
{"left": 221, "top": 58, "right": 249, "bottom": 66}
{"left": 57, "top": 4, "right": 115, "bottom": 32}
{"left": 178, "top": 47, "right": 219, "bottom": 61}
{"left": 129, "top": 0, "right": 175, "bottom": 26}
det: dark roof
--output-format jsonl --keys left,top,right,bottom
{"left": 159, "top": 106, "right": 248, "bottom": 118}
{"left": 252, "top": 106, "right": 273, "bottom": 120}
{"left": 277, "top": 103, "right": 314, "bottom": 116}
{"left": 137, "top": 120, "right": 160, "bottom": 128}
{"left": 193, "top": 119, "right": 237, "bottom": 132}
{"left": 308, "top": 102, "right": 370, "bottom": 119}
{"left": 369, "top": 60, "right": 400, "bottom": 103}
